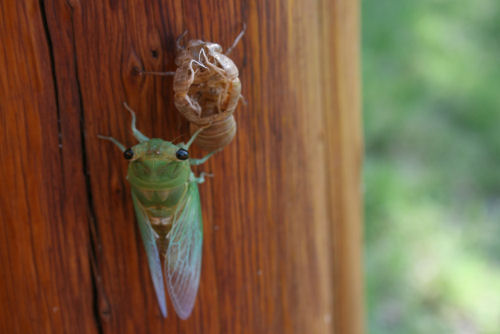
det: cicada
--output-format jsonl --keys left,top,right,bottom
{"left": 141, "top": 25, "right": 246, "bottom": 151}
{"left": 98, "top": 103, "right": 217, "bottom": 319}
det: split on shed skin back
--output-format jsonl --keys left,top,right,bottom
{"left": 140, "top": 24, "right": 246, "bottom": 151}
{"left": 98, "top": 102, "right": 218, "bottom": 319}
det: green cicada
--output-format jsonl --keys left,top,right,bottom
{"left": 98, "top": 103, "right": 217, "bottom": 319}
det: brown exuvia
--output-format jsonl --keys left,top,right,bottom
{"left": 171, "top": 26, "right": 245, "bottom": 151}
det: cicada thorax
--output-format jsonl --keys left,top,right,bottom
{"left": 126, "top": 140, "right": 192, "bottom": 256}
{"left": 173, "top": 41, "right": 242, "bottom": 151}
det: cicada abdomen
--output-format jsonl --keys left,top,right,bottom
{"left": 172, "top": 26, "right": 245, "bottom": 151}
{"left": 189, "top": 116, "right": 237, "bottom": 152}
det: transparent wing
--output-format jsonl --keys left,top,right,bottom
{"left": 131, "top": 192, "right": 168, "bottom": 317}
{"left": 165, "top": 181, "right": 203, "bottom": 319}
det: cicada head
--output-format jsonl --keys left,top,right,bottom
{"left": 125, "top": 139, "right": 191, "bottom": 188}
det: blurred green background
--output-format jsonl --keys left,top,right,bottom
{"left": 362, "top": 0, "right": 500, "bottom": 333}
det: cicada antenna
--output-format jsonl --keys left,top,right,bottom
{"left": 97, "top": 135, "right": 126, "bottom": 152}
{"left": 122, "top": 102, "right": 149, "bottom": 142}
{"left": 171, "top": 133, "right": 185, "bottom": 144}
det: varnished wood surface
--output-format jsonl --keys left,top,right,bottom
{"left": 0, "top": 0, "right": 363, "bottom": 333}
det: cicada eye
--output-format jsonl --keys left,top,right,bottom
{"left": 176, "top": 148, "right": 189, "bottom": 160}
{"left": 124, "top": 148, "right": 134, "bottom": 160}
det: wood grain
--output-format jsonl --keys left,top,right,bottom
{"left": 0, "top": 0, "right": 363, "bottom": 333}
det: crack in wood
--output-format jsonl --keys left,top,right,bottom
{"left": 70, "top": 14, "right": 109, "bottom": 334}
{"left": 38, "top": 0, "right": 63, "bottom": 161}
{"left": 38, "top": 0, "right": 107, "bottom": 332}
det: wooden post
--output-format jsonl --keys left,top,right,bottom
{"left": 0, "top": 0, "right": 363, "bottom": 333}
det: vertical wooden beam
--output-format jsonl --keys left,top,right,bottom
{"left": 322, "top": 0, "right": 365, "bottom": 333}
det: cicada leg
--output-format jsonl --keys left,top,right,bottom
{"left": 239, "top": 93, "right": 248, "bottom": 106}
{"left": 138, "top": 53, "right": 206, "bottom": 78}
{"left": 225, "top": 23, "right": 247, "bottom": 55}
{"left": 191, "top": 172, "right": 214, "bottom": 184}
{"left": 138, "top": 70, "right": 176, "bottom": 76}
{"left": 176, "top": 30, "right": 188, "bottom": 51}
{"left": 122, "top": 102, "right": 149, "bottom": 142}
{"left": 190, "top": 150, "right": 220, "bottom": 166}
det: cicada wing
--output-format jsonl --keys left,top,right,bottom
{"left": 166, "top": 181, "right": 203, "bottom": 319}
{"left": 131, "top": 192, "right": 168, "bottom": 317}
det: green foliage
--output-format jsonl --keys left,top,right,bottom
{"left": 363, "top": 0, "right": 500, "bottom": 332}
